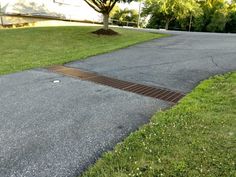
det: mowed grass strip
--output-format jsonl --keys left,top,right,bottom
{"left": 0, "top": 26, "right": 166, "bottom": 75}
{"left": 82, "top": 72, "right": 236, "bottom": 177}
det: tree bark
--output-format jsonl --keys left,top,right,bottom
{"left": 0, "top": 3, "right": 3, "bottom": 26}
{"left": 0, "top": 16, "right": 3, "bottom": 26}
{"left": 103, "top": 13, "right": 109, "bottom": 30}
{"left": 189, "top": 13, "right": 193, "bottom": 32}
{"left": 165, "top": 20, "right": 169, "bottom": 30}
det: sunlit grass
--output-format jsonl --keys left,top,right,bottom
{"left": 0, "top": 26, "right": 166, "bottom": 75}
{"left": 82, "top": 72, "right": 236, "bottom": 177}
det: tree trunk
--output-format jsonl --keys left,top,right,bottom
{"left": 137, "top": 0, "right": 141, "bottom": 28}
{"left": 165, "top": 20, "right": 169, "bottom": 30}
{"left": 103, "top": 13, "right": 109, "bottom": 30}
{"left": 0, "top": 16, "right": 3, "bottom": 26}
{"left": 0, "top": 3, "right": 3, "bottom": 27}
{"left": 189, "top": 13, "right": 193, "bottom": 32}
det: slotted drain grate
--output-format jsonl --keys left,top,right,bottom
{"left": 48, "top": 66, "right": 185, "bottom": 104}
{"left": 48, "top": 65, "right": 97, "bottom": 79}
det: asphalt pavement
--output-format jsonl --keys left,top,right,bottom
{"left": 67, "top": 30, "right": 236, "bottom": 92}
{"left": 0, "top": 30, "right": 236, "bottom": 177}
{"left": 0, "top": 69, "right": 169, "bottom": 177}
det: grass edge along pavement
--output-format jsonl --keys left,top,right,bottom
{"left": 0, "top": 26, "right": 168, "bottom": 75}
{"left": 81, "top": 72, "right": 236, "bottom": 177}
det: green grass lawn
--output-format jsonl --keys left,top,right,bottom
{"left": 0, "top": 26, "right": 166, "bottom": 75}
{"left": 82, "top": 72, "right": 236, "bottom": 177}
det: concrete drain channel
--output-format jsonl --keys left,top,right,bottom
{"left": 48, "top": 65, "right": 185, "bottom": 104}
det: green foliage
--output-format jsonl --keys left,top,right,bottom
{"left": 194, "top": 0, "right": 229, "bottom": 32}
{"left": 225, "top": 2, "right": 236, "bottom": 32}
{"left": 114, "top": 8, "right": 138, "bottom": 22}
{"left": 111, "top": 8, "right": 139, "bottom": 26}
{"left": 206, "top": 9, "right": 228, "bottom": 32}
{"left": 226, "top": 11, "right": 236, "bottom": 32}
{"left": 143, "top": 0, "right": 202, "bottom": 30}
{"left": 82, "top": 72, "right": 236, "bottom": 177}
{"left": 0, "top": 26, "right": 166, "bottom": 75}
{"left": 144, "top": 0, "right": 236, "bottom": 33}
{"left": 110, "top": 4, "right": 120, "bottom": 17}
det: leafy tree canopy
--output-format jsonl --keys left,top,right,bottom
{"left": 143, "top": 0, "right": 236, "bottom": 32}
{"left": 143, "top": 0, "right": 202, "bottom": 29}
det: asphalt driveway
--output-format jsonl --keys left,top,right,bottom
{"left": 0, "top": 30, "right": 236, "bottom": 177}
{"left": 67, "top": 30, "right": 236, "bottom": 92}
{"left": 0, "top": 70, "right": 169, "bottom": 177}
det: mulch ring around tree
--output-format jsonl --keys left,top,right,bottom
{"left": 92, "top": 28, "right": 119, "bottom": 35}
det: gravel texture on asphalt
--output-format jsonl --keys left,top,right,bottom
{"left": 0, "top": 70, "right": 169, "bottom": 177}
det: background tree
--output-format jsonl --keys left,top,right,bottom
{"left": 0, "top": 2, "right": 3, "bottom": 26}
{"left": 225, "top": 0, "right": 236, "bottom": 32}
{"left": 194, "top": 0, "right": 229, "bottom": 32}
{"left": 84, "top": 0, "right": 133, "bottom": 31}
{"left": 143, "top": 0, "right": 235, "bottom": 33}
{"left": 143, "top": 0, "right": 201, "bottom": 30}
{"left": 185, "top": 0, "right": 202, "bottom": 31}
{"left": 111, "top": 8, "right": 139, "bottom": 26}
{"left": 109, "top": 4, "right": 120, "bottom": 17}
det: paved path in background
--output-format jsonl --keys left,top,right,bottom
{"left": 0, "top": 30, "right": 236, "bottom": 177}
{"left": 67, "top": 30, "right": 236, "bottom": 93}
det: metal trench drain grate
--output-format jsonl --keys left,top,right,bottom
{"left": 48, "top": 66, "right": 185, "bottom": 104}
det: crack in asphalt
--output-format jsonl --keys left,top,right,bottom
{"left": 209, "top": 56, "right": 227, "bottom": 71}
